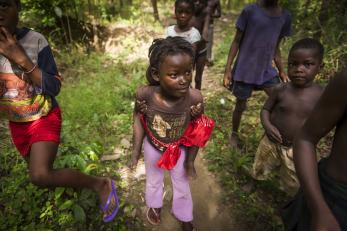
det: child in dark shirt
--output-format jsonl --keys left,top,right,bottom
{"left": 251, "top": 38, "right": 324, "bottom": 196}
{"left": 0, "top": 0, "right": 118, "bottom": 222}
{"left": 128, "top": 37, "right": 214, "bottom": 231}
{"left": 224, "top": 0, "right": 292, "bottom": 149}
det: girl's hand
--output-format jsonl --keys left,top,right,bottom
{"left": 135, "top": 100, "right": 148, "bottom": 114}
{"left": 127, "top": 157, "right": 139, "bottom": 170}
{"left": 190, "top": 103, "right": 203, "bottom": 118}
{"left": 265, "top": 125, "right": 283, "bottom": 144}
{"left": 0, "top": 27, "right": 29, "bottom": 67}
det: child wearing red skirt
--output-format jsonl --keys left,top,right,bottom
{"left": 0, "top": 0, "right": 118, "bottom": 222}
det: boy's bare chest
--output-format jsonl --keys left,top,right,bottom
{"left": 275, "top": 91, "right": 318, "bottom": 117}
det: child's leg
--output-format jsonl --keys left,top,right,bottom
{"left": 184, "top": 146, "right": 198, "bottom": 180}
{"left": 170, "top": 147, "right": 193, "bottom": 224}
{"left": 143, "top": 138, "right": 164, "bottom": 223}
{"left": 206, "top": 23, "right": 214, "bottom": 63}
{"left": 194, "top": 52, "right": 207, "bottom": 90}
{"left": 28, "top": 141, "right": 117, "bottom": 219}
{"left": 230, "top": 98, "right": 247, "bottom": 148}
{"left": 278, "top": 146, "right": 300, "bottom": 196}
{"left": 251, "top": 136, "right": 280, "bottom": 180}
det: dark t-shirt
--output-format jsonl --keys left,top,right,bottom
{"left": 234, "top": 4, "right": 291, "bottom": 85}
{"left": 136, "top": 85, "right": 203, "bottom": 151}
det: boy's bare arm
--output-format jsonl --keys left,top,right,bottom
{"left": 0, "top": 27, "right": 42, "bottom": 87}
{"left": 294, "top": 70, "right": 347, "bottom": 230}
{"left": 223, "top": 28, "right": 243, "bottom": 88}
{"left": 202, "top": 12, "right": 211, "bottom": 42}
{"left": 128, "top": 112, "right": 145, "bottom": 169}
{"left": 192, "top": 43, "right": 198, "bottom": 55}
{"left": 274, "top": 38, "right": 289, "bottom": 82}
{"left": 261, "top": 88, "right": 282, "bottom": 143}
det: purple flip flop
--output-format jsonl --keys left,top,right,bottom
{"left": 101, "top": 180, "right": 119, "bottom": 223}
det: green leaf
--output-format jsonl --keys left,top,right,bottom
{"left": 59, "top": 200, "right": 73, "bottom": 210}
{"left": 54, "top": 187, "right": 65, "bottom": 200}
{"left": 84, "top": 164, "right": 97, "bottom": 174}
{"left": 73, "top": 204, "right": 86, "bottom": 222}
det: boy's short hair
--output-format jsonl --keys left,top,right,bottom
{"left": 175, "top": 0, "right": 195, "bottom": 11}
{"left": 289, "top": 38, "right": 324, "bottom": 62}
{"left": 146, "top": 36, "right": 194, "bottom": 85}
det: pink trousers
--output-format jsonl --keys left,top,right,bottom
{"left": 143, "top": 137, "right": 193, "bottom": 222}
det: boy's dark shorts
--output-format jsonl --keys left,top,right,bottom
{"left": 231, "top": 76, "right": 281, "bottom": 100}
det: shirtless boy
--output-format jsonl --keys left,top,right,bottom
{"left": 251, "top": 38, "right": 324, "bottom": 196}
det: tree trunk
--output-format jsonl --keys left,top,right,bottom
{"left": 88, "top": 0, "right": 92, "bottom": 15}
{"left": 151, "top": 0, "right": 160, "bottom": 21}
{"left": 227, "top": 0, "right": 232, "bottom": 10}
{"left": 110, "top": 0, "right": 116, "bottom": 16}
{"left": 303, "top": 0, "right": 311, "bottom": 17}
{"left": 314, "top": 0, "right": 330, "bottom": 39}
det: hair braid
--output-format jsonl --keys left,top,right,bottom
{"left": 146, "top": 36, "right": 194, "bottom": 85}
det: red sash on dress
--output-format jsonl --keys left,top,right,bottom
{"left": 140, "top": 114, "right": 215, "bottom": 170}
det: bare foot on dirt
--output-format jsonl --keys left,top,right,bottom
{"left": 185, "top": 162, "right": 197, "bottom": 180}
{"left": 229, "top": 133, "right": 241, "bottom": 150}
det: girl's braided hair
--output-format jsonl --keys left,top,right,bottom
{"left": 146, "top": 36, "right": 194, "bottom": 85}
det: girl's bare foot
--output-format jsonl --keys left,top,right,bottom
{"left": 229, "top": 132, "right": 241, "bottom": 150}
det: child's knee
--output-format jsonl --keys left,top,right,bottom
{"left": 235, "top": 100, "right": 247, "bottom": 112}
{"left": 29, "top": 170, "right": 50, "bottom": 187}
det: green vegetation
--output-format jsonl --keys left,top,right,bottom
{"left": 0, "top": 0, "right": 346, "bottom": 230}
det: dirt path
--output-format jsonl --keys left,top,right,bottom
{"left": 119, "top": 149, "right": 244, "bottom": 231}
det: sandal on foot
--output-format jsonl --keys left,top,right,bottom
{"left": 101, "top": 180, "right": 119, "bottom": 222}
{"left": 146, "top": 207, "right": 160, "bottom": 225}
